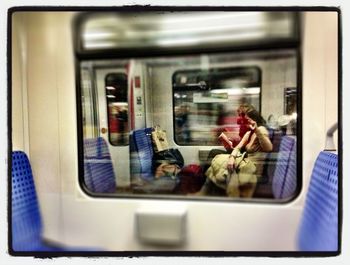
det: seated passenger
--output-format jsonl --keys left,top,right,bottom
{"left": 196, "top": 104, "right": 273, "bottom": 198}
{"left": 205, "top": 103, "right": 258, "bottom": 165}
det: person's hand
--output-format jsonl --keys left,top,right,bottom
{"left": 249, "top": 120, "right": 257, "bottom": 131}
{"left": 227, "top": 157, "right": 235, "bottom": 173}
{"left": 229, "top": 141, "right": 234, "bottom": 149}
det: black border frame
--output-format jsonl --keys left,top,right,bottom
{"left": 6, "top": 5, "right": 342, "bottom": 258}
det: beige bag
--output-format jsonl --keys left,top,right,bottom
{"left": 234, "top": 152, "right": 257, "bottom": 184}
{"left": 151, "top": 126, "right": 169, "bottom": 152}
{"left": 206, "top": 153, "right": 257, "bottom": 197}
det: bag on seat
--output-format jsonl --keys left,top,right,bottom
{"left": 205, "top": 153, "right": 256, "bottom": 197}
{"left": 174, "top": 164, "right": 206, "bottom": 194}
{"left": 151, "top": 125, "right": 169, "bottom": 152}
{"left": 152, "top": 148, "right": 184, "bottom": 175}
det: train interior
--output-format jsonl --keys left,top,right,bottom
{"left": 78, "top": 12, "right": 299, "bottom": 200}
{"left": 10, "top": 10, "right": 340, "bottom": 253}
{"left": 80, "top": 50, "right": 298, "bottom": 199}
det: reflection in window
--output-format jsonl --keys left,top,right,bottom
{"left": 81, "top": 68, "right": 98, "bottom": 139}
{"left": 285, "top": 87, "right": 297, "bottom": 115}
{"left": 77, "top": 10, "right": 301, "bottom": 201}
{"left": 284, "top": 87, "right": 297, "bottom": 135}
{"left": 173, "top": 67, "right": 261, "bottom": 146}
{"left": 105, "top": 73, "right": 129, "bottom": 146}
{"left": 79, "top": 50, "right": 299, "bottom": 201}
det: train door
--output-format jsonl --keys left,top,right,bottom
{"left": 95, "top": 67, "right": 130, "bottom": 187}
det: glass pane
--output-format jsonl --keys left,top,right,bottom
{"left": 80, "top": 12, "right": 298, "bottom": 51}
{"left": 81, "top": 68, "right": 98, "bottom": 139}
{"left": 79, "top": 49, "right": 298, "bottom": 201}
{"left": 77, "top": 11, "right": 299, "bottom": 202}
{"left": 173, "top": 67, "right": 261, "bottom": 145}
{"left": 105, "top": 73, "right": 129, "bottom": 146}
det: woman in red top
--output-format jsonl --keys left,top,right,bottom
{"left": 196, "top": 103, "right": 273, "bottom": 197}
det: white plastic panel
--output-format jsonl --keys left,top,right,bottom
{"left": 136, "top": 206, "right": 187, "bottom": 245}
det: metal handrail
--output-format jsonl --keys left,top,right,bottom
{"left": 325, "top": 122, "right": 338, "bottom": 151}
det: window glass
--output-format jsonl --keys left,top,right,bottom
{"left": 77, "top": 11, "right": 300, "bottom": 202}
{"left": 105, "top": 73, "right": 129, "bottom": 146}
{"left": 79, "top": 12, "right": 298, "bottom": 52}
{"left": 173, "top": 67, "right": 261, "bottom": 145}
{"left": 81, "top": 68, "right": 98, "bottom": 139}
{"left": 79, "top": 49, "right": 299, "bottom": 201}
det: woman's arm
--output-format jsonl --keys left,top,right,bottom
{"left": 232, "top": 131, "right": 250, "bottom": 154}
{"left": 255, "top": 126, "right": 273, "bottom": 152}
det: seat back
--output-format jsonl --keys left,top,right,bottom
{"left": 254, "top": 129, "right": 285, "bottom": 198}
{"left": 11, "top": 151, "right": 43, "bottom": 251}
{"left": 11, "top": 151, "right": 104, "bottom": 252}
{"left": 130, "top": 128, "right": 154, "bottom": 181}
{"left": 298, "top": 151, "right": 338, "bottom": 251}
{"left": 280, "top": 140, "right": 297, "bottom": 198}
{"left": 83, "top": 137, "right": 117, "bottom": 193}
{"left": 266, "top": 129, "right": 285, "bottom": 177}
{"left": 272, "top": 136, "right": 296, "bottom": 199}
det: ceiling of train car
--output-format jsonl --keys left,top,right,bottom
{"left": 80, "top": 11, "right": 297, "bottom": 51}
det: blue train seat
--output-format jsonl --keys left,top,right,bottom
{"left": 11, "top": 151, "right": 69, "bottom": 251}
{"left": 129, "top": 128, "right": 179, "bottom": 193}
{"left": 12, "top": 151, "right": 59, "bottom": 251}
{"left": 12, "top": 151, "right": 103, "bottom": 252}
{"left": 130, "top": 127, "right": 154, "bottom": 181}
{"left": 298, "top": 151, "right": 338, "bottom": 251}
{"left": 281, "top": 140, "right": 297, "bottom": 198}
{"left": 272, "top": 136, "right": 297, "bottom": 199}
{"left": 254, "top": 129, "right": 285, "bottom": 198}
{"left": 83, "top": 137, "right": 117, "bottom": 193}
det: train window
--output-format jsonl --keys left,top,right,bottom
{"left": 77, "top": 12, "right": 298, "bottom": 53}
{"left": 81, "top": 68, "right": 99, "bottom": 139}
{"left": 173, "top": 67, "right": 261, "bottom": 145}
{"left": 105, "top": 73, "right": 129, "bottom": 146}
{"left": 285, "top": 87, "right": 297, "bottom": 115}
{"left": 76, "top": 11, "right": 300, "bottom": 201}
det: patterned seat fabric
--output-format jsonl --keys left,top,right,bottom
{"left": 83, "top": 137, "right": 117, "bottom": 193}
{"left": 129, "top": 128, "right": 179, "bottom": 193}
{"left": 12, "top": 151, "right": 104, "bottom": 252}
{"left": 11, "top": 151, "right": 64, "bottom": 251}
{"left": 281, "top": 141, "right": 297, "bottom": 198}
{"left": 130, "top": 128, "right": 154, "bottom": 181}
{"left": 254, "top": 129, "right": 285, "bottom": 198}
{"left": 272, "top": 136, "right": 297, "bottom": 199}
{"left": 298, "top": 151, "right": 338, "bottom": 251}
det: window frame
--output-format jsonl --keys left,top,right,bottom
{"left": 74, "top": 10, "right": 303, "bottom": 204}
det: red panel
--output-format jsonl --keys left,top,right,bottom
{"left": 134, "top": 76, "right": 141, "bottom": 88}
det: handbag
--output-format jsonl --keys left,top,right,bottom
{"left": 152, "top": 148, "right": 185, "bottom": 175}
{"left": 233, "top": 151, "right": 257, "bottom": 184}
{"left": 151, "top": 125, "right": 169, "bottom": 152}
{"left": 206, "top": 153, "right": 256, "bottom": 189}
